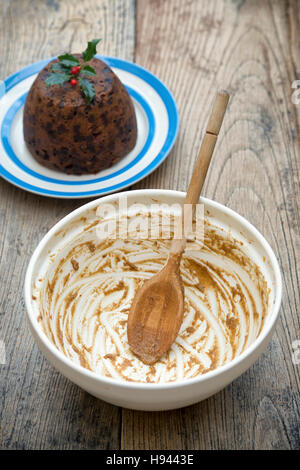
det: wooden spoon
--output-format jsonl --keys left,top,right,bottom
{"left": 127, "top": 91, "right": 229, "bottom": 365}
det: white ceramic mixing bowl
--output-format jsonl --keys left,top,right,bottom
{"left": 24, "top": 190, "right": 282, "bottom": 411}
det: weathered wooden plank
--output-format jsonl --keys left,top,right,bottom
{"left": 0, "top": 0, "right": 135, "bottom": 450}
{"left": 121, "top": 0, "right": 300, "bottom": 450}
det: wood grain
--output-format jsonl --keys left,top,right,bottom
{"left": 0, "top": 0, "right": 135, "bottom": 450}
{"left": 0, "top": 0, "right": 299, "bottom": 451}
{"left": 122, "top": 0, "right": 300, "bottom": 450}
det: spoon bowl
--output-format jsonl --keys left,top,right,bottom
{"left": 127, "top": 255, "right": 184, "bottom": 364}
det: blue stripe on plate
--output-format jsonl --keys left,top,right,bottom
{"left": 1, "top": 56, "right": 179, "bottom": 198}
{"left": 0, "top": 81, "right": 5, "bottom": 98}
{"left": 1, "top": 86, "right": 155, "bottom": 185}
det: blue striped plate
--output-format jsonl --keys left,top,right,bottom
{"left": 0, "top": 56, "right": 179, "bottom": 198}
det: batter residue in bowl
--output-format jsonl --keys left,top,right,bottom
{"left": 34, "top": 209, "right": 269, "bottom": 383}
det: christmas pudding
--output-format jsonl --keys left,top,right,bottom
{"left": 23, "top": 40, "right": 137, "bottom": 175}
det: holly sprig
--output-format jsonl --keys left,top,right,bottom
{"left": 45, "top": 39, "right": 101, "bottom": 103}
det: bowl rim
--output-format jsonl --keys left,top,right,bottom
{"left": 24, "top": 189, "right": 282, "bottom": 390}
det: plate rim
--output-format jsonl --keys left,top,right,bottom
{"left": 0, "top": 56, "right": 179, "bottom": 198}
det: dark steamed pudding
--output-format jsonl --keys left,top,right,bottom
{"left": 23, "top": 56, "right": 137, "bottom": 175}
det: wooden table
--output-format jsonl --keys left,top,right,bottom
{"left": 0, "top": 0, "right": 299, "bottom": 450}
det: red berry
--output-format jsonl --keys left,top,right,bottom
{"left": 70, "top": 78, "right": 77, "bottom": 86}
{"left": 76, "top": 65, "right": 81, "bottom": 72}
{"left": 71, "top": 66, "right": 78, "bottom": 75}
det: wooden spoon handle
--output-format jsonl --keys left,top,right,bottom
{"left": 170, "top": 90, "right": 229, "bottom": 256}
{"left": 185, "top": 90, "right": 229, "bottom": 206}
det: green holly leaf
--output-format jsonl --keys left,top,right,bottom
{"left": 57, "top": 53, "right": 79, "bottom": 68}
{"left": 45, "top": 72, "right": 71, "bottom": 86}
{"left": 51, "top": 62, "right": 70, "bottom": 72}
{"left": 82, "top": 39, "right": 101, "bottom": 62}
{"left": 81, "top": 65, "right": 96, "bottom": 76}
{"left": 79, "top": 77, "right": 95, "bottom": 103}
{"left": 44, "top": 40, "right": 102, "bottom": 102}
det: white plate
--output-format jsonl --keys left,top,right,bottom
{"left": 0, "top": 56, "right": 179, "bottom": 198}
